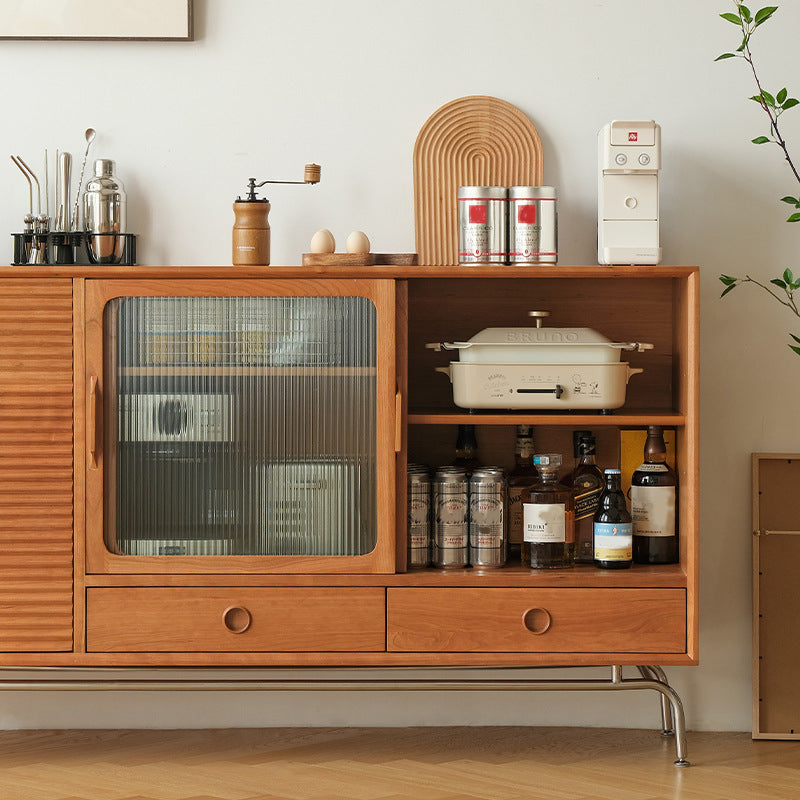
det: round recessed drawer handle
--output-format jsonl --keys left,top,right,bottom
{"left": 522, "top": 607, "right": 552, "bottom": 635}
{"left": 222, "top": 605, "right": 252, "bottom": 634}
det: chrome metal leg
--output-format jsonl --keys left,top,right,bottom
{"left": 637, "top": 665, "right": 674, "bottom": 736}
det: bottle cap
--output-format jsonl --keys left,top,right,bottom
{"left": 604, "top": 468, "right": 621, "bottom": 475}
{"left": 572, "top": 429, "right": 592, "bottom": 457}
{"left": 533, "top": 453, "right": 562, "bottom": 468}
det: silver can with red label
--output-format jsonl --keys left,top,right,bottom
{"left": 508, "top": 186, "right": 557, "bottom": 264}
{"left": 469, "top": 467, "right": 508, "bottom": 568}
{"left": 433, "top": 466, "right": 469, "bottom": 568}
{"left": 457, "top": 186, "right": 507, "bottom": 264}
{"left": 407, "top": 463, "right": 431, "bottom": 569}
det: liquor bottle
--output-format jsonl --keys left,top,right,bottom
{"left": 507, "top": 425, "right": 536, "bottom": 562}
{"left": 522, "top": 453, "right": 574, "bottom": 569}
{"left": 565, "top": 433, "right": 604, "bottom": 564}
{"left": 631, "top": 425, "right": 678, "bottom": 564}
{"left": 451, "top": 424, "right": 480, "bottom": 475}
{"left": 593, "top": 468, "right": 632, "bottom": 569}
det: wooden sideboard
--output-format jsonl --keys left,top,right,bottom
{"left": 0, "top": 264, "right": 698, "bottom": 671}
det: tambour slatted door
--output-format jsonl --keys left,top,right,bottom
{"left": 0, "top": 279, "right": 73, "bottom": 651}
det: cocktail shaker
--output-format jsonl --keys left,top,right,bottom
{"left": 83, "top": 158, "right": 126, "bottom": 264}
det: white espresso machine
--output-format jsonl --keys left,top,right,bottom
{"left": 597, "top": 120, "right": 661, "bottom": 265}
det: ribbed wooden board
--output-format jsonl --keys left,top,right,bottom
{"left": 0, "top": 279, "right": 73, "bottom": 651}
{"left": 413, "top": 95, "right": 543, "bottom": 266}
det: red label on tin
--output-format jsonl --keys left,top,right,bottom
{"left": 628, "top": 131, "right": 638, "bottom": 142}
{"left": 468, "top": 204, "right": 488, "bottom": 224}
{"left": 518, "top": 204, "right": 537, "bottom": 224}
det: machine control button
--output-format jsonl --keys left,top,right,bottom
{"left": 638, "top": 153, "right": 651, "bottom": 166}
{"left": 625, "top": 196, "right": 638, "bottom": 209}
{"left": 615, "top": 153, "right": 628, "bottom": 166}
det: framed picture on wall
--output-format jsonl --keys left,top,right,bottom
{"left": 0, "top": 0, "right": 193, "bottom": 40}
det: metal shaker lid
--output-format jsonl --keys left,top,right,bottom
{"left": 94, "top": 159, "right": 116, "bottom": 177}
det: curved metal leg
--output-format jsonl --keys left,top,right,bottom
{"left": 638, "top": 667, "right": 690, "bottom": 766}
{"left": 637, "top": 665, "right": 674, "bottom": 737}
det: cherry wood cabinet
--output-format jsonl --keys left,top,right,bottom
{"left": 0, "top": 265, "right": 698, "bottom": 670}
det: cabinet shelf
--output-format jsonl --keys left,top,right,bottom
{"left": 407, "top": 408, "right": 686, "bottom": 426}
{"left": 119, "top": 366, "right": 377, "bottom": 377}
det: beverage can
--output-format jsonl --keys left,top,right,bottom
{"left": 469, "top": 467, "right": 507, "bottom": 568}
{"left": 508, "top": 186, "right": 557, "bottom": 264}
{"left": 457, "top": 186, "right": 507, "bottom": 264}
{"left": 407, "top": 464, "right": 431, "bottom": 569}
{"left": 432, "top": 467, "right": 469, "bottom": 568}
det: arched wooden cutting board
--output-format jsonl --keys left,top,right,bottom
{"left": 413, "top": 96, "right": 543, "bottom": 266}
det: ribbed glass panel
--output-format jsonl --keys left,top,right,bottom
{"left": 103, "top": 296, "right": 378, "bottom": 557}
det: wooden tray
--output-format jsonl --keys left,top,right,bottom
{"left": 413, "top": 95, "right": 543, "bottom": 266}
{"left": 302, "top": 253, "right": 418, "bottom": 267}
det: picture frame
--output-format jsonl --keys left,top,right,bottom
{"left": 0, "top": 0, "right": 193, "bottom": 41}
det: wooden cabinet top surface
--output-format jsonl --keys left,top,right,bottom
{"left": 0, "top": 264, "right": 699, "bottom": 280}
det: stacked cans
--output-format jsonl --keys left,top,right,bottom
{"left": 407, "top": 463, "right": 507, "bottom": 569}
{"left": 457, "top": 186, "right": 557, "bottom": 265}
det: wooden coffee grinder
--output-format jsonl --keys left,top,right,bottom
{"left": 232, "top": 163, "right": 321, "bottom": 266}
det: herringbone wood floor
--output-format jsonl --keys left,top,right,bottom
{"left": 0, "top": 727, "right": 798, "bottom": 800}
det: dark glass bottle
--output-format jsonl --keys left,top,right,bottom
{"left": 507, "top": 424, "right": 536, "bottom": 562}
{"left": 631, "top": 425, "right": 678, "bottom": 564}
{"left": 565, "top": 433, "right": 604, "bottom": 564}
{"left": 593, "top": 468, "right": 632, "bottom": 569}
{"left": 522, "top": 453, "right": 574, "bottom": 569}
{"left": 451, "top": 424, "right": 480, "bottom": 475}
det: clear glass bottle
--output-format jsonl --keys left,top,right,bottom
{"left": 593, "top": 468, "right": 632, "bottom": 569}
{"left": 507, "top": 424, "right": 536, "bottom": 562}
{"left": 451, "top": 424, "right": 481, "bottom": 475}
{"left": 565, "top": 433, "right": 604, "bottom": 564}
{"left": 522, "top": 453, "right": 574, "bottom": 569}
{"left": 631, "top": 425, "right": 678, "bottom": 564}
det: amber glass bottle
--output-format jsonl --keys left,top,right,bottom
{"left": 522, "top": 453, "right": 574, "bottom": 569}
{"left": 631, "top": 426, "right": 678, "bottom": 564}
{"left": 507, "top": 425, "right": 536, "bottom": 562}
{"left": 451, "top": 424, "right": 480, "bottom": 475}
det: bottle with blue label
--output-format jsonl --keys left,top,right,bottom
{"left": 593, "top": 468, "right": 632, "bottom": 569}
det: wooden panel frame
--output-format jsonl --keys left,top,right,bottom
{"left": 84, "top": 278, "right": 397, "bottom": 575}
{"left": 752, "top": 453, "right": 800, "bottom": 739}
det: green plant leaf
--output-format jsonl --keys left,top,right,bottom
{"left": 788, "top": 212, "right": 800, "bottom": 222}
{"left": 783, "top": 98, "right": 800, "bottom": 110}
{"left": 781, "top": 196, "right": 799, "bottom": 204}
{"left": 754, "top": 6, "right": 778, "bottom": 25}
{"left": 791, "top": 333, "right": 800, "bottom": 344}
{"left": 720, "top": 11, "right": 743, "bottom": 24}
{"left": 789, "top": 344, "right": 800, "bottom": 356}
{"left": 762, "top": 90, "right": 776, "bottom": 107}
{"left": 771, "top": 278, "right": 788, "bottom": 289}
{"left": 719, "top": 275, "right": 738, "bottom": 286}
{"left": 777, "top": 88, "right": 788, "bottom": 104}
{"left": 720, "top": 283, "right": 739, "bottom": 298}
{"left": 783, "top": 269, "right": 794, "bottom": 284}
{"left": 752, "top": 135, "right": 771, "bottom": 144}
{"left": 715, "top": 52, "right": 738, "bottom": 60}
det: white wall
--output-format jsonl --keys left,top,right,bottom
{"left": 1, "top": 0, "right": 798, "bottom": 732}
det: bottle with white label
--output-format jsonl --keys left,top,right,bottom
{"left": 522, "top": 453, "right": 574, "bottom": 569}
{"left": 593, "top": 468, "right": 632, "bottom": 569}
{"left": 631, "top": 425, "right": 678, "bottom": 564}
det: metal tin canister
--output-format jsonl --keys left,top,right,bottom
{"left": 469, "top": 467, "right": 508, "bottom": 568}
{"left": 508, "top": 186, "right": 557, "bottom": 264}
{"left": 433, "top": 466, "right": 469, "bottom": 568}
{"left": 457, "top": 186, "right": 507, "bottom": 264}
{"left": 407, "top": 463, "right": 431, "bottom": 569}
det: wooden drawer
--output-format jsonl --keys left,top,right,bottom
{"left": 387, "top": 588, "right": 686, "bottom": 653}
{"left": 87, "top": 588, "right": 386, "bottom": 652}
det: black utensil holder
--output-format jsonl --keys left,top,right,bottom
{"left": 12, "top": 232, "right": 137, "bottom": 266}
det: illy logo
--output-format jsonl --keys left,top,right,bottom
{"left": 628, "top": 131, "right": 638, "bottom": 142}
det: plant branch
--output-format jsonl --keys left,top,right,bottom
{"left": 736, "top": 275, "right": 800, "bottom": 316}
{"left": 739, "top": 18, "right": 800, "bottom": 185}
